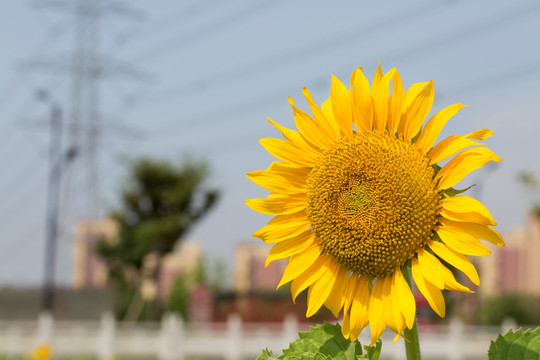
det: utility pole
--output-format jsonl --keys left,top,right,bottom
{"left": 37, "top": 90, "right": 76, "bottom": 312}
{"left": 24, "top": 0, "right": 145, "bottom": 221}
{"left": 20, "top": 0, "right": 147, "bottom": 293}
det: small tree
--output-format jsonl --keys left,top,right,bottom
{"left": 97, "top": 157, "right": 219, "bottom": 320}
{"left": 167, "top": 277, "right": 189, "bottom": 319}
{"left": 479, "top": 293, "right": 540, "bottom": 325}
{"left": 518, "top": 171, "right": 540, "bottom": 218}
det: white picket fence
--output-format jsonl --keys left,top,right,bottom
{"left": 0, "top": 312, "right": 520, "bottom": 360}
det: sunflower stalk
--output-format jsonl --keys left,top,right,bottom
{"left": 402, "top": 262, "right": 422, "bottom": 360}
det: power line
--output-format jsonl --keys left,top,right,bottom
{"left": 0, "top": 19, "right": 71, "bottom": 135}
{"left": 381, "top": 0, "right": 540, "bottom": 66}
{"left": 148, "top": 62, "right": 540, "bottom": 160}
{"left": 0, "top": 136, "right": 46, "bottom": 192}
{"left": 27, "top": 0, "right": 146, "bottom": 222}
{"left": 111, "top": 0, "right": 224, "bottom": 50}
{"left": 132, "top": 0, "right": 287, "bottom": 63}
{"left": 125, "top": 0, "right": 540, "bottom": 121}
{"left": 0, "top": 81, "right": 61, "bottom": 167}
{"left": 0, "top": 167, "right": 47, "bottom": 221}
{"left": 0, "top": 74, "right": 66, "bottom": 170}
{"left": 163, "top": 60, "right": 540, "bottom": 159}
{"left": 146, "top": 0, "right": 450, "bottom": 104}
{"left": 439, "top": 58, "right": 540, "bottom": 100}
{"left": 0, "top": 0, "right": 148, "bottom": 290}
{"left": 109, "top": 0, "right": 289, "bottom": 114}
{"left": 150, "top": 0, "right": 540, "bottom": 137}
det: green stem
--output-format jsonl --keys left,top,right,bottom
{"left": 402, "top": 262, "right": 421, "bottom": 360}
{"left": 403, "top": 318, "right": 421, "bottom": 360}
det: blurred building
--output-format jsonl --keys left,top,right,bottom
{"left": 72, "top": 218, "right": 203, "bottom": 300}
{"left": 72, "top": 219, "right": 117, "bottom": 289}
{"left": 479, "top": 213, "right": 540, "bottom": 297}
{"left": 0, "top": 287, "right": 112, "bottom": 320}
{"left": 155, "top": 241, "right": 203, "bottom": 300}
{"left": 195, "top": 241, "right": 328, "bottom": 323}
{"left": 233, "top": 242, "right": 287, "bottom": 293}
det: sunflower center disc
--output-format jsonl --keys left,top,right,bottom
{"left": 306, "top": 130, "right": 441, "bottom": 277}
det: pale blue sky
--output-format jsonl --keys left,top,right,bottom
{"left": 0, "top": 0, "right": 539, "bottom": 285}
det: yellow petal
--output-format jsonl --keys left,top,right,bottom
{"left": 265, "top": 230, "right": 315, "bottom": 266}
{"left": 368, "top": 278, "right": 386, "bottom": 346}
{"left": 246, "top": 162, "right": 308, "bottom": 195}
{"left": 268, "top": 160, "right": 310, "bottom": 176}
{"left": 417, "top": 248, "right": 445, "bottom": 289}
{"left": 277, "top": 241, "right": 322, "bottom": 288}
{"left": 436, "top": 147, "right": 501, "bottom": 189}
{"left": 412, "top": 258, "right": 445, "bottom": 318}
{"left": 349, "top": 275, "right": 370, "bottom": 341}
{"left": 428, "top": 240, "right": 480, "bottom": 286}
{"left": 436, "top": 225, "right": 491, "bottom": 256}
{"left": 387, "top": 71, "right": 404, "bottom": 134}
{"left": 401, "top": 80, "right": 434, "bottom": 141}
{"left": 252, "top": 211, "right": 310, "bottom": 243}
{"left": 381, "top": 275, "right": 395, "bottom": 332}
{"left": 382, "top": 274, "right": 403, "bottom": 335}
{"left": 245, "top": 192, "right": 306, "bottom": 216}
{"left": 428, "top": 136, "right": 483, "bottom": 165}
{"left": 440, "top": 196, "right": 497, "bottom": 226}
{"left": 260, "top": 137, "right": 318, "bottom": 166}
{"left": 343, "top": 274, "right": 360, "bottom": 314}
{"left": 323, "top": 265, "right": 349, "bottom": 317}
{"left": 372, "top": 62, "right": 383, "bottom": 88}
{"left": 341, "top": 274, "right": 361, "bottom": 341}
{"left": 263, "top": 209, "right": 306, "bottom": 225}
{"left": 394, "top": 269, "right": 416, "bottom": 329}
{"left": 290, "top": 254, "right": 332, "bottom": 301}
{"left": 439, "top": 218, "right": 504, "bottom": 247}
{"left": 429, "top": 127, "right": 491, "bottom": 163}
{"left": 342, "top": 275, "right": 361, "bottom": 340}
{"left": 288, "top": 98, "right": 332, "bottom": 150}
{"left": 415, "top": 103, "right": 468, "bottom": 154}
{"left": 302, "top": 87, "right": 340, "bottom": 139}
{"left": 389, "top": 274, "right": 406, "bottom": 337}
{"left": 350, "top": 67, "right": 373, "bottom": 131}
{"left": 397, "top": 81, "right": 429, "bottom": 135}
{"left": 330, "top": 75, "right": 353, "bottom": 137}
{"left": 306, "top": 258, "right": 340, "bottom": 317}
{"left": 322, "top": 97, "right": 351, "bottom": 138}
{"left": 371, "top": 68, "right": 396, "bottom": 132}
{"left": 341, "top": 310, "right": 351, "bottom": 340}
{"left": 466, "top": 128, "right": 493, "bottom": 140}
{"left": 439, "top": 264, "right": 473, "bottom": 293}
{"left": 266, "top": 118, "right": 322, "bottom": 157}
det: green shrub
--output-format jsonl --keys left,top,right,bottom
{"left": 479, "top": 293, "right": 540, "bottom": 325}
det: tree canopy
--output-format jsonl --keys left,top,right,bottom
{"left": 96, "top": 157, "right": 219, "bottom": 319}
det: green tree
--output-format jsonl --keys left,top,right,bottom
{"left": 518, "top": 171, "right": 540, "bottom": 219}
{"left": 96, "top": 157, "right": 219, "bottom": 320}
{"left": 479, "top": 293, "right": 540, "bottom": 326}
{"left": 167, "top": 277, "right": 189, "bottom": 319}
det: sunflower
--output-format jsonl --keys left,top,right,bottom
{"left": 30, "top": 344, "right": 52, "bottom": 360}
{"left": 245, "top": 65, "right": 503, "bottom": 345}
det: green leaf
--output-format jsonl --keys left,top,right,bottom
{"left": 364, "top": 340, "right": 382, "bottom": 360}
{"left": 443, "top": 185, "right": 473, "bottom": 197}
{"left": 356, "top": 340, "right": 382, "bottom": 360}
{"left": 256, "top": 322, "right": 366, "bottom": 360}
{"left": 313, "top": 353, "right": 333, "bottom": 360}
{"left": 257, "top": 348, "right": 278, "bottom": 360}
{"left": 488, "top": 327, "right": 540, "bottom": 360}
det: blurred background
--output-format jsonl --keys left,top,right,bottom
{"left": 0, "top": 0, "right": 539, "bottom": 359}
